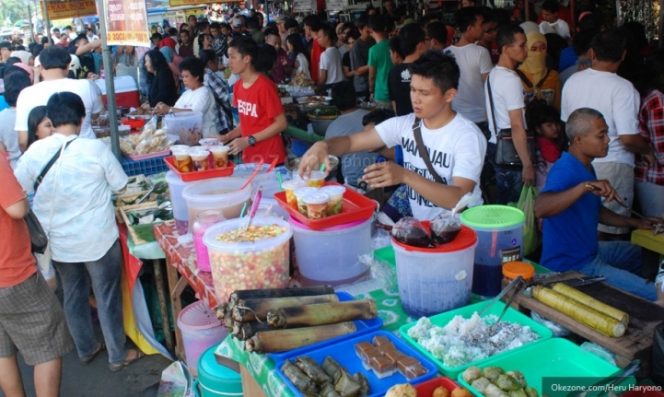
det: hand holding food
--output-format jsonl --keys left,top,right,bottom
{"left": 299, "top": 141, "right": 330, "bottom": 179}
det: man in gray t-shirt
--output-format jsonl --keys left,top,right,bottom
{"left": 350, "top": 20, "right": 375, "bottom": 98}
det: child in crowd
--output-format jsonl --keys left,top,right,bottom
{"left": 528, "top": 103, "right": 564, "bottom": 190}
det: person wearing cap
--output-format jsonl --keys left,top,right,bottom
{"left": 14, "top": 46, "right": 103, "bottom": 150}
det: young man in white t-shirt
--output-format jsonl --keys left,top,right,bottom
{"left": 561, "top": 29, "right": 656, "bottom": 237}
{"left": 538, "top": 0, "right": 571, "bottom": 40}
{"left": 299, "top": 51, "right": 487, "bottom": 220}
{"left": 484, "top": 24, "right": 533, "bottom": 204}
{"left": 15, "top": 46, "right": 103, "bottom": 150}
{"left": 317, "top": 24, "right": 344, "bottom": 88}
{"left": 444, "top": 7, "right": 493, "bottom": 131}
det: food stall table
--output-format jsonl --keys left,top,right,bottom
{"left": 631, "top": 228, "right": 664, "bottom": 256}
{"left": 154, "top": 221, "right": 220, "bottom": 360}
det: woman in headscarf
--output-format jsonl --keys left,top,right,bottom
{"left": 517, "top": 31, "right": 561, "bottom": 110}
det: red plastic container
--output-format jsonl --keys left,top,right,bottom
{"left": 274, "top": 183, "right": 376, "bottom": 230}
{"left": 121, "top": 117, "right": 146, "bottom": 130}
{"left": 164, "top": 156, "right": 234, "bottom": 182}
{"left": 414, "top": 377, "right": 460, "bottom": 397}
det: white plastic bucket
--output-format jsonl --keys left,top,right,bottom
{"left": 182, "top": 177, "right": 252, "bottom": 232}
{"left": 291, "top": 217, "right": 372, "bottom": 284}
{"left": 392, "top": 225, "right": 478, "bottom": 317}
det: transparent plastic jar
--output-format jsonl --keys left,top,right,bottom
{"left": 193, "top": 210, "right": 225, "bottom": 272}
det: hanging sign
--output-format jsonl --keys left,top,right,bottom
{"left": 42, "top": 0, "right": 97, "bottom": 20}
{"left": 105, "top": 0, "right": 151, "bottom": 47}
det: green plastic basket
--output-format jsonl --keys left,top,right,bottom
{"left": 456, "top": 338, "right": 628, "bottom": 396}
{"left": 399, "top": 301, "right": 553, "bottom": 379}
{"left": 460, "top": 205, "right": 525, "bottom": 231}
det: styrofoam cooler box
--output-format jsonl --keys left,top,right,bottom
{"left": 95, "top": 75, "right": 140, "bottom": 108}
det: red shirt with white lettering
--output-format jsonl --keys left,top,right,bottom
{"left": 233, "top": 74, "right": 287, "bottom": 165}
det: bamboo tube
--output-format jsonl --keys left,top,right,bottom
{"left": 266, "top": 299, "right": 377, "bottom": 328}
{"left": 232, "top": 321, "right": 271, "bottom": 340}
{"left": 532, "top": 286, "right": 626, "bottom": 337}
{"left": 245, "top": 322, "right": 357, "bottom": 353}
{"left": 229, "top": 286, "right": 335, "bottom": 306}
{"left": 232, "top": 294, "right": 339, "bottom": 323}
{"left": 551, "top": 283, "right": 629, "bottom": 324}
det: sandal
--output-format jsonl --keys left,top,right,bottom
{"left": 80, "top": 343, "right": 105, "bottom": 365}
{"left": 109, "top": 349, "right": 144, "bottom": 372}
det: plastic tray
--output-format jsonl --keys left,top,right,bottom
{"left": 399, "top": 301, "right": 553, "bottom": 379}
{"left": 273, "top": 183, "right": 376, "bottom": 230}
{"left": 455, "top": 338, "right": 625, "bottom": 396}
{"left": 275, "top": 330, "right": 438, "bottom": 397}
{"left": 164, "top": 156, "right": 234, "bottom": 182}
{"left": 414, "top": 377, "right": 460, "bottom": 396}
{"left": 269, "top": 291, "right": 383, "bottom": 360}
{"left": 121, "top": 117, "right": 146, "bottom": 130}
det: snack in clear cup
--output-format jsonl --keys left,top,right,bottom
{"left": 282, "top": 179, "right": 305, "bottom": 207}
{"left": 209, "top": 145, "right": 230, "bottom": 168}
{"left": 189, "top": 148, "right": 210, "bottom": 171}
{"left": 199, "top": 138, "right": 220, "bottom": 148}
{"left": 320, "top": 185, "right": 346, "bottom": 215}
{"left": 303, "top": 192, "right": 329, "bottom": 220}
{"left": 294, "top": 187, "right": 318, "bottom": 215}
{"left": 304, "top": 170, "right": 326, "bottom": 187}
{"left": 171, "top": 146, "right": 192, "bottom": 172}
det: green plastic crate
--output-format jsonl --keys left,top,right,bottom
{"left": 399, "top": 301, "right": 553, "bottom": 379}
{"left": 456, "top": 338, "right": 627, "bottom": 396}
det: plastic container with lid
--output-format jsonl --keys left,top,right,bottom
{"left": 165, "top": 171, "right": 193, "bottom": 234}
{"left": 163, "top": 111, "right": 203, "bottom": 145}
{"left": 392, "top": 225, "right": 478, "bottom": 317}
{"left": 203, "top": 216, "right": 292, "bottom": 302}
{"left": 502, "top": 261, "right": 535, "bottom": 283}
{"left": 176, "top": 301, "right": 227, "bottom": 378}
{"left": 197, "top": 345, "right": 243, "bottom": 397}
{"left": 182, "top": 177, "right": 252, "bottom": 232}
{"left": 460, "top": 205, "right": 525, "bottom": 297}
{"left": 291, "top": 216, "right": 372, "bottom": 285}
{"left": 233, "top": 163, "right": 282, "bottom": 199}
{"left": 303, "top": 192, "right": 329, "bottom": 220}
{"left": 193, "top": 210, "right": 225, "bottom": 272}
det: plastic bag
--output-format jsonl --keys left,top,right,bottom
{"left": 431, "top": 210, "right": 461, "bottom": 244}
{"left": 514, "top": 185, "right": 538, "bottom": 256}
{"left": 391, "top": 217, "right": 432, "bottom": 248}
{"left": 156, "top": 361, "right": 195, "bottom": 397}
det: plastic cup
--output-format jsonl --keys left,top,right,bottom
{"left": 171, "top": 146, "right": 193, "bottom": 173}
{"left": 199, "top": 138, "right": 220, "bottom": 148}
{"left": 303, "top": 192, "right": 329, "bottom": 220}
{"left": 282, "top": 179, "right": 305, "bottom": 208}
{"left": 320, "top": 185, "right": 346, "bottom": 215}
{"left": 189, "top": 148, "right": 210, "bottom": 171}
{"left": 294, "top": 187, "right": 318, "bottom": 215}
{"left": 304, "top": 170, "right": 326, "bottom": 187}
{"left": 209, "top": 145, "right": 230, "bottom": 169}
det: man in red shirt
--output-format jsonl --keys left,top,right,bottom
{"left": 222, "top": 37, "right": 287, "bottom": 165}
{"left": 0, "top": 150, "right": 72, "bottom": 397}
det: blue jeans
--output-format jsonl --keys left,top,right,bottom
{"left": 53, "top": 240, "right": 127, "bottom": 364}
{"left": 580, "top": 241, "right": 657, "bottom": 301}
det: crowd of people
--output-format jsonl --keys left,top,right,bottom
{"left": 0, "top": 0, "right": 664, "bottom": 395}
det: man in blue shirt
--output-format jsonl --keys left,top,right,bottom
{"left": 535, "top": 108, "right": 663, "bottom": 304}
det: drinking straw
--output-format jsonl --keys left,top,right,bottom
{"left": 319, "top": 163, "right": 325, "bottom": 172}
{"left": 276, "top": 172, "right": 283, "bottom": 190}
{"left": 239, "top": 202, "right": 248, "bottom": 217}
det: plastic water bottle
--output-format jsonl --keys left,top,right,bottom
{"left": 656, "top": 257, "right": 664, "bottom": 294}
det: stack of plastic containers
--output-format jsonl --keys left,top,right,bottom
{"left": 460, "top": 205, "right": 524, "bottom": 297}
